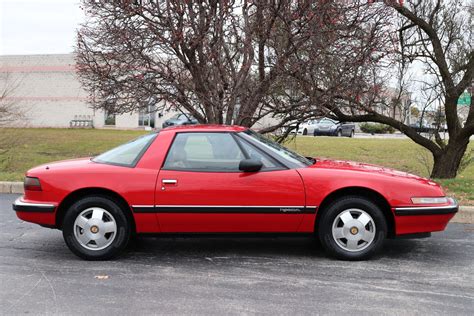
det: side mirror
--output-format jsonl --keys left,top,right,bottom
{"left": 239, "top": 159, "right": 263, "bottom": 172}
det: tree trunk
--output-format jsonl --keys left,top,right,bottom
{"left": 430, "top": 141, "right": 469, "bottom": 179}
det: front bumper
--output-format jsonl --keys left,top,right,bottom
{"left": 12, "top": 197, "right": 56, "bottom": 213}
{"left": 394, "top": 198, "right": 458, "bottom": 216}
{"left": 393, "top": 198, "right": 458, "bottom": 236}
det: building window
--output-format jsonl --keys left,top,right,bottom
{"left": 138, "top": 104, "right": 156, "bottom": 128}
{"left": 104, "top": 111, "right": 116, "bottom": 126}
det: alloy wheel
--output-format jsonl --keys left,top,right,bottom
{"left": 73, "top": 207, "right": 117, "bottom": 251}
{"left": 331, "top": 208, "right": 376, "bottom": 252}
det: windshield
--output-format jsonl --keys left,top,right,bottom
{"left": 318, "top": 118, "right": 336, "bottom": 125}
{"left": 241, "top": 130, "right": 313, "bottom": 167}
{"left": 171, "top": 113, "right": 192, "bottom": 120}
{"left": 93, "top": 133, "right": 157, "bottom": 167}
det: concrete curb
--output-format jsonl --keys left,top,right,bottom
{"left": 451, "top": 206, "right": 474, "bottom": 224}
{"left": 0, "top": 181, "right": 24, "bottom": 194}
{"left": 1, "top": 181, "right": 473, "bottom": 223}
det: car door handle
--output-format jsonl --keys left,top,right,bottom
{"left": 162, "top": 179, "right": 177, "bottom": 184}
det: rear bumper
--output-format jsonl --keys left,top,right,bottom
{"left": 13, "top": 197, "right": 57, "bottom": 227}
{"left": 12, "top": 197, "right": 56, "bottom": 213}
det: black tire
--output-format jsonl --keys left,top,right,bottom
{"left": 318, "top": 196, "right": 387, "bottom": 260}
{"left": 349, "top": 130, "right": 355, "bottom": 138}
{"left": 303, "top": 128, "right": 308, "bottom": 135}
{"left": 337, "top": 129, "right": 342, "bottom": 137}
{"left": 62, "top": 195, "right": 131, "bottom": 260}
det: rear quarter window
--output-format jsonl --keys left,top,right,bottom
{"left": 93, "top": 133, "right": 157, "bottom": 167}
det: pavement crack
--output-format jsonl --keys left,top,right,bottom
{"left": 39, "top": 269, "right": 59, "bottom": 313}
{"left": 5, "top": 276, "right": 42, "bottom": 313}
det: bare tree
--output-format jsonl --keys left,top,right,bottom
{"left": 293, "top": 0, "right": 472, "bottom": 179}
{"left": 0, "top": 73, "right": 23, "bottom": 127}
{"left": 263, "top": 1, "right": 395, "bottom": 136}
{"left": 391, "top": 0, "right": 473, "bottom": 178}
{"left": 77, "top": 0, "right": 390, "bottom": 131}
{"left": 76, "top": 0, "right": 323, "bottom": 127}
{"left": 0, "top": 73, "right": 24, "bottom": 169}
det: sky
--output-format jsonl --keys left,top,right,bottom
{"left": 0, "top": 0, "right": 84, "bottom": 55}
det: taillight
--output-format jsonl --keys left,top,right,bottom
{"left": 24, "top": 177, "right": 42, "bottom": 191}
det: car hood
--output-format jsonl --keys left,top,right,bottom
{"left": 309, "top": 158, "right": 435, "bottom": 184}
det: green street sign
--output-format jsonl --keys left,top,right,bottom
{"left": 458, "top": 91, "right": 471, "bottom": 106}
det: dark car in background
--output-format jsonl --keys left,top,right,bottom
{"left": 162, "top": 113, "right": 198, "bottom": 128}
{"left": 312, "top": 118, "right": 355, "bottom": 137}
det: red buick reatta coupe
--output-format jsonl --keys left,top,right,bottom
{"left": 13, "top": 125, "right": 458, "bottom": 260}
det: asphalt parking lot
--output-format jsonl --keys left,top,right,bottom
{"left": 1, "top": 194, "right": 473, "bottom": 315}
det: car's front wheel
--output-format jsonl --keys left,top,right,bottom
{"left": 62, "top": 196, "right": 131, "bottom": 260}
{"left": 318, "top": 196, "right": 387, "bottom": 260}
{"left": 303, "top": 128, "right": 308, "bottom": 135}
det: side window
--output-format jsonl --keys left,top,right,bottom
{"left": 163, "top": 133, "right": 245, "bottom": 171}
{"left": 238, "top": 140, "right": 282, "bottom": 170}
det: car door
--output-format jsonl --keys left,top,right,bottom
{"left": 155, "top": 132, "right": 306, "bottom": 233}
{"left": 340, "top": 122, "right": 349, "bottom": 136}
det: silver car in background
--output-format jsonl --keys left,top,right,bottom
{"left": 162, "top": 113, "right": 198, "bottom": 128}
{"left": 298, "top": 118, "right": 355, "bottom": 137}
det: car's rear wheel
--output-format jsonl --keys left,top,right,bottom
{"left": 318, "top": 196, "right": 387, "bottom": 260}
{"left": 337, "top": 130, "right": 342, "bottom": 137}
{"left": 350, "top": 130, "right": 355, "bottom": 138}
{"left": 62, "top": 196, "right": 131, "bottom": 260}
{"left": 303, "top": 128, "right": 308, "bottom": 135}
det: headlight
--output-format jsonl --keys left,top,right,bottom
{"left": 411, "top": 197, "right": 449, "bottom": 204}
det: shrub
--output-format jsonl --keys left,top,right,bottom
{"left": 359, "top": 123, "right": 395, "bottom": 134}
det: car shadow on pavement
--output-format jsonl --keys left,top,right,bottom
{"left": 10, "top": 232, "right": 445, "bottom": 262}
{"left": 117, "top": 236, "right": 421, "bottom": 261}
{"left": 124, "top": 236, "right": 326, "bottom": 259}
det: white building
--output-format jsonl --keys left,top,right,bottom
{"left": 0, "top": 54, "right": 189, "bottom": 129}
{"left": 0, "top": 54, "right": 279, "bottom": 130}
